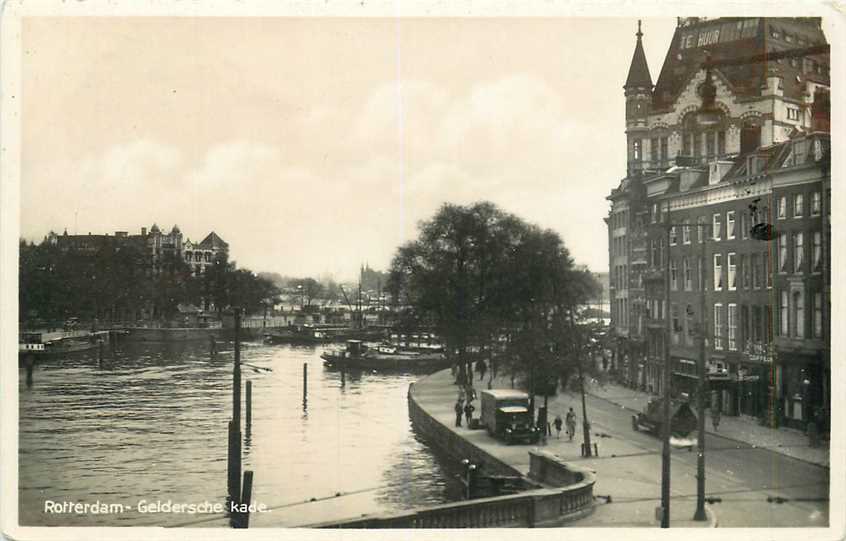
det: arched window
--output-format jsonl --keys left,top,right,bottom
{"left": 740, "top": 117, "right": 762, "bottom": 154}
{"left": 681, "top": 112, "right": 728, "bottom": 162}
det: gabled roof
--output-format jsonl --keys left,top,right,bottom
{"left": 652, "top": 17, "right": 828, "bottom": 110}
{"left": 625, "top": 21, "right": 653, "bottom": 89}
{"left": 198, "top": 231, "right": 229, "bottom": 250}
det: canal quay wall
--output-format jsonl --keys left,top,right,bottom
{"left": 121, "top": 327, "right": 223, "bottom": 342}
{"left": 313, "top": 370, "right": 596, "bottom": 528}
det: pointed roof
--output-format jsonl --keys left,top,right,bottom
{"left": 198, "top": 231, "right": 229, "bottom": 250}
{"left": 625, "top": 20, "right": 653, "bottom": 89}
{"left": 651, "top": 18, "right": 828, "bottom": 110}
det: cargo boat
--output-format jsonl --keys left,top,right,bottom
{"left": 320, "top": 340, "right": 451, "bottom": 372}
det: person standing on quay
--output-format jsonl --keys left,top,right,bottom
{"left": 464, "top": 401, "right": 476, "bottom": 428}
{"left": 565, "top": 408, "right": 577, "bottom": 442}
{"left": 476, "top": 359, "right": 487, "bottom": 382}
{"left": 454, "top": 400, "right": 464, "bottom": 427}
{"left": 554, "top": 414, "right": 563, "bottom": 439}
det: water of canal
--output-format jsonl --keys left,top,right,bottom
{"left": 18, "top": 339, "right": 464, "bottom": 527}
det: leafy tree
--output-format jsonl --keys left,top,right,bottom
{"left": 291, "top": 278, "right": 324, "bottom": 309}
{"left": 388, "top": 202, "right": 597, "bottom": 388}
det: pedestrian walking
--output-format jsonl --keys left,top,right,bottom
{"left": 565, "top": 408, "right": 577, "bottom": 442}
{"left": 458, "top": 386, "right": 466, "bottom": 404}
{"left": 554, "top": 414, "right": 563, "bottom": 439}
{"left": 711, "top": 408, "right": 720, "bottom": 431}
{"left": 454, "top": 400, "right": 464, "bottom": 427}
{"left": 464, "top": 401, "right": 476, "bottom": 427}
{"left": 466, "top": 384, "right": 477, "bottom": 402}
{"left": 476, "top": 359, "right": 487, "bottom": 382}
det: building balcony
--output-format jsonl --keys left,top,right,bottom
{"left": 774, "top": 336, "right": 828, "bottom": 357}
{"left": 645, "top": 317, "right": 664, "bottom": 329}
{"left": 642, "top": 269, "right": 665, "bottom": 282}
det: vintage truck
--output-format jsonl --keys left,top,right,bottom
{"left": 631, "top": 397, "right": 698, "bottom": 437}
{"left": 480, "top": 389, "right": 539, "bottom": 445}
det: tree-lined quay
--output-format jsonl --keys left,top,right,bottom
{"left": 388, "top": 202, "right": 606, "bottom": 407}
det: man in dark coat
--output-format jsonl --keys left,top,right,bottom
{"left": 464, "top": 401, "right": 476, "bottom": 427}
{"left": 454, "top": 400, "right": 464, "bottom": 427}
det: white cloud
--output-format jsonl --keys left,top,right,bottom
{"left": 22, "top": 140, "right": 183, "bottom": 237}
{"left": 185, "top": 141, "right": 279, "bottom": 189}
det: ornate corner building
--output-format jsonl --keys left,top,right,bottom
{"left": 605, "top": 17, "right": 830, "bottom": 431}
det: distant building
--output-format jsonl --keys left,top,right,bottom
{"left": 46, "top": 224, "right": 228, "bottom": 276}
{"left": 183, "top": 232, "right": 230, "bottom": 276}
{"left": 605, "top": 17, "right": 829, "bottom": 430}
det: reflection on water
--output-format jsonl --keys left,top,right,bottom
{"left": 19, "top": 341, "right": 461, "bottom": 527}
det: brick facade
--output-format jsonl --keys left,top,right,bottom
{"left": 606, "top": 17, "right": 830, "bottom": 430}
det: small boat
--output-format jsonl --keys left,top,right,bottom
{"left": 18, "top": 330, "right": 109, "bottom": 359}
{"left": 264, "top": 324, "right": 386, "bottom": 345}
{"left": 320, "top": 340, "right": 451, "bottom": 372}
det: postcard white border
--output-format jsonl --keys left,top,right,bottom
{"left": 1, "top": 1, "right": 843, "bottom": 541}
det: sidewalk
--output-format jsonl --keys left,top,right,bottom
{"left": 412, "top": 369, "right": 716, "bottom": 528}
{"left": 586, "top": 381, "right": 829, "bottom": 468}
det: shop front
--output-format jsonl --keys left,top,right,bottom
{"left": 670, "top": 357, "right": 698, "bottom": 400}
{"left": 706, "top": 357, "right": 731, "bottom": 414}
{"left": 780, "top": 356, "right": 825, "bottom": 431}
{"left": 732, "top": 363, "right": 768, "bottom": 418}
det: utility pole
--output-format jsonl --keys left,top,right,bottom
{"left": 660, "top": 199, "right": 672, "bottom": 528}
{"left": 569, "top": 308, "right": 592, "bottom": 457}
{"left": 694, "top": 223, "right": 709, "bottom": 521}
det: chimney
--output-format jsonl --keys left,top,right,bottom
{"left": 762, "top": 71, "right": 784, "bottom": 97}
{"left": 811, "top": 88, "right": 830, "bottom": 133}
{"left": 141, "top": 227, "right": 147, "bottom": 236}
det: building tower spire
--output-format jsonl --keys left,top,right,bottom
{"left": 624, "top": 20, "right": 654, "bottom": 176}
{"left": 625, "top": 20, "right": 653, "bottom": 90}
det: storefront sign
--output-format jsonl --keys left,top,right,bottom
{"left": 743, "top": 341, "right": 774, "bottom": 364}
{"left": 706, "top": 359, "right": 730, "bottom": 380}
{"left": 679, "top": 19, "right": 759, "bottom": 50}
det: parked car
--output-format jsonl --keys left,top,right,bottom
{"left": 632, "top": 397, "right": 698, "bottom": 437}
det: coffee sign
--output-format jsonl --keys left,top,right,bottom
{"left": 743, "top": 341, "right": 774, "bottom": 364}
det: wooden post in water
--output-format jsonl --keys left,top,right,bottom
{"left": 110, "top": 330, "right": 117, "bottom": 359}
{"left": 237, "top": 470, "right": 254, "bottom": 528}
{"left": 228, "top": 308, "right": 243, "bottom": 506}
{"left": 25, "top": 353, "right": 34, "bottom": 387}
{"left": 246, "top": 380, "right": 252, "bottom": 435}
{"left": 98, "top": 338, "right": 104, "bottom": 367}
{"left": 302, "top": 362, "right": 308, "bottom": 409}
{"left": 227, "top": 420, "right": 235, "bottom": 501}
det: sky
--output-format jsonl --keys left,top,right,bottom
{"left": 21, "top": 17, "right": 680, "bottom": 281}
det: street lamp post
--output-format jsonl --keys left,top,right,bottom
{"left": 568, "top": 308, "right": 592, "bottom": 458}
{"left": 694, "top": 221, "right": 709, "bottom": 522}
{"left": 656, "top": 200, "right": 712, "bottom": 526}
{"left": 660, "top": 201, "right": 672, "bottom": 528}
